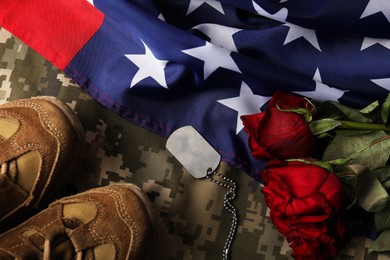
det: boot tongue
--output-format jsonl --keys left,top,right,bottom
{"left": 0, "top": 117, "right": 39, "bottom": 192}
{"left": 0, "top": 151, "right": 40, "bottom": 192}
{"left": 0, "top": 117, "right": 20, "bottom": 182}
{"left": 63, "top": 218, "right": 83, "bottom": 230}
{"left": 0, "top": 118, "right": 19, "bottom": 140}
{"left": 21, "top": 219, "right": 83, "bottom": 260}
{"left": 0, "top": 160, "right": 17, "bottom": 182}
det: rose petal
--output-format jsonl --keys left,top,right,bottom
{"left": 241, "top": 94, "right": 316, "bottom": 160}
{"left": 269, "top": 91, "right": 313, "bottom": 111}
{"left": 271, "top": 162, "right": 328, "bottom": 198}
{"left": 285, "top": 193, "right": 333, "bottom": 223}
{"left": 260, "top": 160, "right": 346, "bottom": 260}
{"left": 319, "top": 172, "right": 346, "bottom": 212}
{"left": 241, "top": 113, "right": 272, "bottom": 159}
{"left": 257, "top": 108, "right": 316, "bottom": 159}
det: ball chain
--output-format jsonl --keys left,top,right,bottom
{"left": 206, "top": 169, "right": 238, "bottom": 260}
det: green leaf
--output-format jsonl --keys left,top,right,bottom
{"left": 335, "top": 165, "right": 365, "bottom": 209}
{"left": 360, "top": 100, "right": 380, "bottom": 114}
{"left": 382, "top": 93, "right": 390, "bottom": 124}
{"left": 319, "top": 101, "right": 373, "bottom": 123}
{"left": 375, "top": 206, "right": 390, "bottom": 232}
{"left": 337, "top": 174, "right": 357, "bottom": 205}
{"left": 309, "top": 118, "right": 342, "bottom": 135}
{"left": 322, "top": 131, "right": 390, "bottom": 170}
{"left": 374, "top": 167, "right": 390, "bottom": 190}
{"left": 356, "top": 169, "right": 390, "bottom": 212}
{"left": 369, "top": 229, "right": 390, "bottom": 253}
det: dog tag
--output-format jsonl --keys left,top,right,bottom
{"left": 166, "top": 126, "right": 221, "bottom": 178}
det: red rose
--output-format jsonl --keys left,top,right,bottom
{"left": 241, "top": 92, "right": 316, "bottom": 160}
{"left": 260, "top": 160, "right": 346, "bottom": 259}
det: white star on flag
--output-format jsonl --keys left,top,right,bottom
{"left": 182, "top": 41, "right": 241, "bottom": 79}
{"left": 218, "top": 81, "right": 271, "bottom": 134}
{"left": 192, "top": 23, "right": 241, "bottom": 52}
{"left": 252, "top": 1, "right": 288, "bottom": 22}
{"left": 125, "top": 41, "right": 169, "bottom": 88}
{"left": 187, "top": 0, "right": 224, "bottom": 15}
{"left": 158, "top": 13, "right": 166, "bottom": 21}
{"left": 361, "top": 37, "right": 390, "bottom": 50}
{"left": 86, "top": 0, "right": 94, "bottom": 5}
{"left": 294, "top": 68, "right": 346, "bottom": 102}
{"left": 283, "top": 23, "right": 321, "bottom": 51}
{"left": 360, "top": 0, "right": 390, "bottom": 23}
{"left": 371, "top": 78, "right": 390, "bottom": 91}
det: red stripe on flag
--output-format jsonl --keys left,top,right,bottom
{"left": 0, "top": 0, "right": 104, "bottom": 70}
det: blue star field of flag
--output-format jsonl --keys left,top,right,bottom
{"left": 68, "top": 0, "right": 390, "bottom": 179}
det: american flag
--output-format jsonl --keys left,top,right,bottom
{"left": 1, "top": 0, "right": 390, "bottom": 180}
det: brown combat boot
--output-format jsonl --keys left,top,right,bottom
{"left": 0, "top": 96, "right": 85, "bottom": 228}
{"left": 0, "top": 184, "right": 156, "bottom": 259}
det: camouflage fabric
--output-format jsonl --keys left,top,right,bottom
{"left": 1, "top": 27, "right": 389, "bottom": 259}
